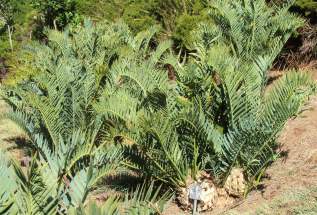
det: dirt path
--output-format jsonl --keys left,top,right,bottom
{"left": 0, "top": 99, "right": 26, "bottom": 160}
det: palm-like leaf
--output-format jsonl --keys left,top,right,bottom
{"left": 69, "top": 182, "right": 172, "bottom": 215}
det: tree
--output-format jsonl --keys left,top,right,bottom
{"left": 0, "top": 0, "right": 19, "bottom": 51}
{"left": 31, "top": 0, "right": 78, "bottom": 29}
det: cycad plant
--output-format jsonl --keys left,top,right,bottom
{"left": 191, "top": 0, "right": 304, "bottom": 58}
{"left": 0, "top": 0, "right": 316, "bottom": 213}
{"left": 69, "top": 182, "right": 172, "bottom": 215}
{"left": 0, "top": 148, "right": 171, "bottom": 215}
{"left": 0, "top": 20, "right": 127, "bottom": 214}
{"left": 94, "top": 0, "right": 316, "bottom": 211}
{"left": 0, "top": 20, "right": 173, "bottom": 214}
{"left": 0, "top": 134, "right": 123, "bottom": 214}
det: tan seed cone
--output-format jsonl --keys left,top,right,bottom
{"left": 224, "top": 168, "right": 246, "bottom": 197}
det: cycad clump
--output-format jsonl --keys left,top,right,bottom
{"left": 0, "top": 0, "right": 316, "bottom": 214}
{"left": 0, "top": 20, "right": 172, "bottom": 214}
{"left": 94, "top": 0, "right": 315, "bottom": 211}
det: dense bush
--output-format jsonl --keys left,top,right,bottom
{"left": 294, "top": 0, "right": 317, "bottom": 16}
{"left": 272, "top": 0, "right": 317, "bottom": 68}
{"left": 0, "top": 0, "right": 38, "bottom": 82}
{"left": 31, "top": 0, "right": 80, "bottom": 29}
{"left": 0, "top": 0, "right": 35, "bottom": 53}
{"left": 77, "top": 0, "right": 209, "bottom": 48}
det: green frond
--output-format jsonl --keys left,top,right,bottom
{"left": 69, "top": 182, "right": 172, "bottom": 215}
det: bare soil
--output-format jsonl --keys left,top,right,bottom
{"left": 0, "top": 99, "right": 26, "bottom": 161}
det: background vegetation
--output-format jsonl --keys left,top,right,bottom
{"left": 1, "top": 0, "right": 316, "bottom": 76}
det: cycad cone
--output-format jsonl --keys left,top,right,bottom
{"left": 224, "top": 168, "right": 246, "bottom": 197}
{"left": 177, "top": 168, "right": 246, "bottom": 211}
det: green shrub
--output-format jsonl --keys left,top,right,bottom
{"left": 0, "top": 0, "right": 37, "bottom": 83}
{"left": 31, "top": 0, "right": 79, "bottom": 29}
{"left": 77, "top": 0, "right": 209, "bottom": 48}
{"left": 295, "top": 0, "right": 317, "bottom": 15}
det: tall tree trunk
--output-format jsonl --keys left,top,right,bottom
{"left": 7, "top": 24, "right": 13, "bottom": 52}
{"left": 53, "top": 19, "right": 57, "bottom": 30}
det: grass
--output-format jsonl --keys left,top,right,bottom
{"left": 225, "top": 186, "right": 317, "bottom": 215}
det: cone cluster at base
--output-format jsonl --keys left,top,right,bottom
{"left": 177, "top": 168, "right": 246, "bottom": 212}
